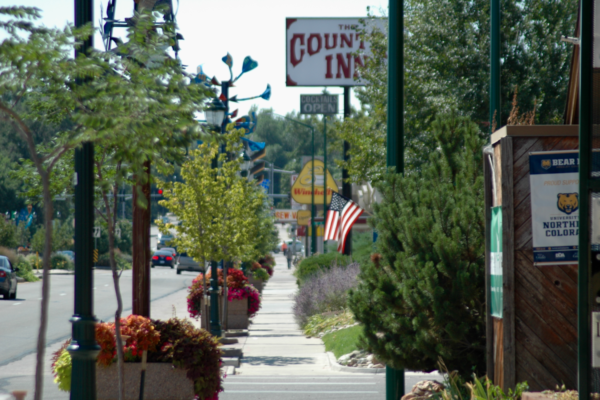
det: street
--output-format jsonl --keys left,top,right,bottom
{"left": 0, "top": 267, "right": 196, "bottom": 366}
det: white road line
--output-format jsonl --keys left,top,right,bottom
{"left": 60, "top": 293, "right": 66, "bottom": 296}
{"left": 13, "top": 302, "right": 21, "bottom": 306}
{"left": 224, "top": 383, "right": 376, "bottom": 386}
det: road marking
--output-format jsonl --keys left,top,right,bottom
{"left": 13, "top": 302, "right": 21, "bottom": 306}
{"left": 60, "top": 293, "right": 66, "bottom": 296}
{"left": 224, "top": 383, "right": 376, "bottom": 386}
{"left": 223, "top": 391, "right": 378, "bottom": 394}
{"left": 104, "top": 284, "right": 109, "bottom": 287}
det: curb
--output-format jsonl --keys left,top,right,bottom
{"left": 326, "top": 352, "right": 386, "bottom": 374}
{"left": 222, "top": 365, "right": 236, "bottom": 376}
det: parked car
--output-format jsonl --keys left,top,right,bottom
{"left": 0, "top": 255, "right": 18, "bottom": 299}
{"left": 177, "top": 252, "right": 205, "bottom": 275}
{"left": 151, "top": 250, "right": 176, "bottom": 269}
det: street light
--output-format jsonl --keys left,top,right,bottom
{"left": 194, "top": 53, "right": 270, "bottom": 338}
{"left": 205, "top": 98, "right": 226, "bottom": 127}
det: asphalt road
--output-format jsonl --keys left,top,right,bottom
{"left": 0, "top": 267, "right": 196, "bottom": 366}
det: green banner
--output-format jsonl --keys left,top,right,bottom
{"left": 490, "top": 206, "right": 503, "bottom": 318}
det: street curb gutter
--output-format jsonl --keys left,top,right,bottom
{"left": 325, "top": 352, "right": 386, "bottom": 374}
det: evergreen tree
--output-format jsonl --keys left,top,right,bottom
{"left": 348, "top": 113, "right": 486, "bottom": 376}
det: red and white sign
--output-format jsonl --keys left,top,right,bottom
{"left": 286, "top": 18, "right": 385, "bottom": 87}
{"left": 275, "top": 209, "right": 298, "bottom": 223}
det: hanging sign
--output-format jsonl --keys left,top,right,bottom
{"left": 291, "top": 159, "right": 338, "bottom": 204}
{"left": 286, "top": 18, "right": 386, "bottom": 86}
{"left": 529, "top": 150, "right": 579, "bottom": 266}
{"left": 296, "top": 210, "right": 311, "bottom": 226}
{"left": 490, "top": 206, "right": 503, "bottom": 318}
{"left": 300, "top": 94, "right": 339, "bottom": 114}
{"left": 275, "top": 209, "right": 298, "bottom": 223}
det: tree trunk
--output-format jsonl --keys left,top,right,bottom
{"left": 33, "top": 175, "right": 53, "bottom": 400}
{"left": 132, "top": 160, "right": 151, "bottom": 317}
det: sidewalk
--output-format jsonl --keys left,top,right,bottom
{"left": 234, "top": 253, "right": 339, "bottom": 375}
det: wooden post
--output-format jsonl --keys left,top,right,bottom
{"left": 500, "top": 137, "right": 515, "bottom": 390}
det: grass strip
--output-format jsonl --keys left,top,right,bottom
{"left": 321, "top": 325, "right": 363, "bottom": 359}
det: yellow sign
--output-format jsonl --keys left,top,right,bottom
{"left": 291, "top": 159, "right": 338, "bottom": 204}
{"left": 307, "top": 225, "right": 324, "bottom": 237}
{"left": 296, "top": 210, "right": 311, "bottom": 226}
{"left": 93, "top": 249, "right": 99, "bottom": 263}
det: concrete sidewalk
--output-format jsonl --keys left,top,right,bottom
{"left": 235, "top": 253, "right": 339, "bottom": 376}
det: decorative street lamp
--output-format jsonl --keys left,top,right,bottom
{"left": 195, "top": 53, "right": 270, "bottom": 338}
{"left": 205, "top": 98, "right": 226, "bottom": 127}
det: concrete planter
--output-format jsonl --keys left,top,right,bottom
{"left": 200, "top": 296, "right": 249, "bottom": 330}
{"left": 227, "top": 298, "right": 249, "bottom": 329}
{"left": 248, "top": 277, "right": 264, "bottom": 294}
{"left": 96, "top": 362, "right": 194, "bottom": 400}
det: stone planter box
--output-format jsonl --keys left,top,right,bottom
{"left": 96, "top": 362, "right": 194, "bottom": 400}
{"left": 227, "top": 297, "right": 249, "bottom": 329}
{"left": 200, "top": 296, "right": 249, "bottom": 331}
{"left": 248, "top": 277, "right": 264, "bottom": 294}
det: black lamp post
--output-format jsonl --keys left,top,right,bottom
{"left": 69, "top": 1, "right": 100, "bottom": 399}
{"left": 204, "top": 97, "right": 226, "bottom": 337}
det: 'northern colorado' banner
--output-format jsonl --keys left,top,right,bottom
{"left": 529, "top": 150, "right": 579, "bottom": 266}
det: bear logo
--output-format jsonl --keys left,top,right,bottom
{"left": 557, "top": 193, "right": 579, "bottom": 215}
{"left": 541, "top": 160, "right": 551, "bottom": 170}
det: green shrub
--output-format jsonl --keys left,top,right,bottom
{"left": 51, "top": 253, "right": 73, "bottom": 270}
{"left": 15, "top": 256, "right": 38, "bottom": 282}
{"left": 0, "top": 246, "right": 18, "bottom": 265}
{"left": 251, "top": 267, "right": 270, "bottom": 281}
{"left": 322, "top": 325, "right": 364, "bottom": 358}
{"left": 294, "top": 252, "right": 350, "bottom": 286}
{"left": 348, "top": 114, "right": 486, "bottom": 377}
{"left": 97, "top": 252, "right": 132, "bottom": 270}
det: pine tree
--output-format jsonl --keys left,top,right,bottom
{"left": 348, "top": 113, "right": 486, "bottom": 376}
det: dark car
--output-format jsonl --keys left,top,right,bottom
{"left": 161, "top": 247, "right": 178, "bottom": 261}
{"left": 151, "top": 250, "right": 176, "bottom": 269}
{"left": 176, "top": 252, "right": 204, "bottom": 275}
{"left": 0, "top": 255, "right": 18, "bottom": 299}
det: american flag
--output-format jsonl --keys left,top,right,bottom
{"left": 324, "top": 192, "right": 364, "bottom": 253}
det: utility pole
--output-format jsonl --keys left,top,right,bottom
{"left": 69, "top": 0, "right": 100, "bottom": 398}
{"left": 386, "top": 0, "right": 405, "bottom": 399}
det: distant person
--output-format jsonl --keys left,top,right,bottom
{"left": 281, "top": 242, "right": 288, "bottom": 254}
{"left": 286, "top": 246, "right": 293, "bottom": 269}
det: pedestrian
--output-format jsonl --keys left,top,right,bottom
{"left": 281, "top": 242, "right": 288, "bottom": 254}
{"left": 286, "top": 245, "right": 293, "bottom": 269}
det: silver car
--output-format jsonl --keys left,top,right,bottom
{"left": 0, "top": 256, "right": 18, "bottom": 300}
{"left": 176, "top": 252, "right": 204, "bottom": 275}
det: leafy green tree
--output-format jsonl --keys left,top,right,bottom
{"left": 30, "top": 218, "right": 73, "bottom": 256}
{"left": 338, "top": 0, "right": 577, "bottom": 183}
{"left": 0, "top": 8, "right": 205, "bottom": 400}
{"left": 348, "top": 114, "right": 486, "bottom": 377}
{"left": 159, "top": 130, "right": 266, "bottom": 266}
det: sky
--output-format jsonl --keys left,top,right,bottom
{"left": 1, "top": 0, "right": 388, "bottom": 119}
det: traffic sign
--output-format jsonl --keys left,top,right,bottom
{"left": 93, "top": 249, "right": 98, "bottom": 263}
{"left": 93, "top": 226, "right": 101, "bottom": 238}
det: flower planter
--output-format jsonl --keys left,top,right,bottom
{"left": 227, "top": 297, "right": 249, "bottom": 329}
{"left": 96, "top": 362, "right": 194, "bottom": 400}
{"left": 248, "top": 277, "right": 264, "bottom": 294}
{"left": 200, "top": 296, "right": 249, "bottom": 330}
